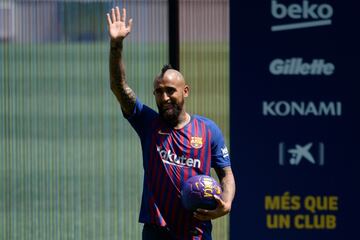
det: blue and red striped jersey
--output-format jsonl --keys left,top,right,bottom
{"left": 124, "top": 98, "right": 231, "bottom": 240}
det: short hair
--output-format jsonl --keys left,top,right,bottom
{"left": 160, "top": 64, "right": 174, "bottom": 77}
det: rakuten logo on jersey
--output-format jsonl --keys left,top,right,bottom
{"left": 271, "top": 0, "right": 333, "bottom": 31}
{"left": 263, "top": 101, "right": 342, "bottom": 116}
{"left": 270, "top": 58, "right": 335, "bottom": 76}
{"left": 157, "top": 146, "right": 201, "bottom": 168}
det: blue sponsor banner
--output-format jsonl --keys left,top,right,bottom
{"left": 230, "top": 0, "right": 360, "bottom": 239}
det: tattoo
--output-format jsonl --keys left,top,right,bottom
{"left": 109, "top": 40, "right": 136, "bottom": 115}
{"left": 215, "top": 167, "right": 236, "bottom": 209}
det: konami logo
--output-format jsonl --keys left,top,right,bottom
{"left": 271, "top": 0, "right": 333, "bottom": 31}
{"left": 263, "top": 101, "right": 342, "bottom": 116}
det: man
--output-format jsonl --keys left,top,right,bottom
{"left": 106, "top": 6, "right": 235, "bottom": 240}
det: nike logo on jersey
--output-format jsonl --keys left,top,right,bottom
{"left": 158, "top": 130, "right": 170, "bottom": 135}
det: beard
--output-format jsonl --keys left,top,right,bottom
{"left": 158, "top": 101, "right": 183, "bottom": 127}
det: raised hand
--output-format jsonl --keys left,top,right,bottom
{"left": 106, "top": 7, "right": 133, "bottom": 41}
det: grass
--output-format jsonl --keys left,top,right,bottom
{"left": 0, "top": 41, "right": 229, "bottom": 240}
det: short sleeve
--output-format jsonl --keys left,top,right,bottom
{"left": 122, "top": 98, "right": 158, "bottom": 139}
{"left": 209, "top": 121, "right": 231, "bottom": 169}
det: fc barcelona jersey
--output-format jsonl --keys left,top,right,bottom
{"left": 124, "top": 98, "right": 231, "bottom": 240}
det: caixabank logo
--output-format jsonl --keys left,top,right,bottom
{"left": 278, "top": 142, "right": 325, "bottom": 166}
{"left": 271, "top": 0, "right": 333, "bottom": 31}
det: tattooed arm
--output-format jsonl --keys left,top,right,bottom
{"left": 194, "top": 167, "right": 236, "bottom": 221}
{"left": 106, "top": 6, "right": 135, "bottom": 115}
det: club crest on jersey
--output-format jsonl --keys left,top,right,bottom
{"left": 190, "top": 136, "right": 203, "bottom": 149}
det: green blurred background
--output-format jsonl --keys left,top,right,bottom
{"left": 0, "top": 0, "right": 229, "bottom": 239}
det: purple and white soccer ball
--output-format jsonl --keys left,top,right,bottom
{"left": 181, "top": 175, "right": 222, "bottom": 211}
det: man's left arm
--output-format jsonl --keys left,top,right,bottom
{"left": 194, "top": 166, "right": 236, "bottom": 221}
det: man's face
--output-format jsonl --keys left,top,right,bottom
{"left": 153, "top": 70, "right": 189, "bottom": 126}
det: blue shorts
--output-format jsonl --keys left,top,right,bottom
{"left": 142, "top": 223, "right": 211, "bottom": 240}
{"left": 142, "top": 224, "right": 175, "bottom": 240}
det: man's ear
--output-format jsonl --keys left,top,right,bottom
{"left": 183, "top": 85, "right": 190, "bottom": 98}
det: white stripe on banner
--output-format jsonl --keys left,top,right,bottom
{"left": 271, "top": 19, "right": 332, "bottom": 31}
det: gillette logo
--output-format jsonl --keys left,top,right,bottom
{"left": 271, "top": 0, "right": 333, "bottom": 31}
{"left": 270, "top": 58, "right": 335, "bottom": 75}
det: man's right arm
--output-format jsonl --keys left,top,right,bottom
{"left": 106, "top": 7, "right": 134, "bottom": 115}
{"left": 109, "top": 39, "right": 136, "bottom": 115}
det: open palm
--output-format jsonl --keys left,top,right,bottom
{"left": 106, "top": 7, "right": 133, "bottom": 41}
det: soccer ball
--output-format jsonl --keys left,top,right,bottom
{"left": 181, "top": 175, "right": 222, "bottom": 211}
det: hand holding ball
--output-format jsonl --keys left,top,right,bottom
{"left": 181, "top": 175, "right": 222, "bottom": 211}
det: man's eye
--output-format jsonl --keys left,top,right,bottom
{"left": 166, "top": 89, "right": 175, "bottom": 95}
{"left": 154, "top": 89, "right": 162, "bottom": 95}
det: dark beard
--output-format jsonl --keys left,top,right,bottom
{"left": 158, "top": 103, "right": 182, "bottom": 127}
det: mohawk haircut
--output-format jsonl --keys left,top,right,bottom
{"left": 160, "top": 64, "right": 174, "bottom": 77}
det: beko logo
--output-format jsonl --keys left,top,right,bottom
{"left": 269, "top": 58, "right": 335, "bottom": 75}
{"left": 263, "top": 101, "right": 342, "bottom": 116}
{"left": 271, "top": 0, "right": 333, "bottom": 31}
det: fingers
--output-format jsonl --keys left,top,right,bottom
{"left": 107, "top": 6, "right": 132, "bottom": 32}
{"left": 121, "top": 8, "right": 126, "bottom": 22}
{"left": 193, "top": 197, "right": 227, "bottom": 221}
{"left": 108, "top": 7, "right": 130, "bottom": 22}
{"left": 128, "top": 18, "right": 133, "bottom": 32}
{"left": 214, "top": 195, "right": 225, "bottom": 206}
{"left": 196, "top": 208, "right": 210, "bottom": 214}
{"left": 115, "top": 6, "right": 121, "bottom": 21}
{"left": 106, "top": 13, "right": 112, "bottom": 26}
{"left": 111, "top": 8, "right": 116, "bottom": 23}
{"left": 193, "top": 209, "right": 211, "bottom": 221}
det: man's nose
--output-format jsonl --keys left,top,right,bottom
{"left": 161, "top": 92, "right": 170, "bottom": 101}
